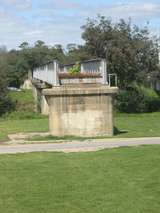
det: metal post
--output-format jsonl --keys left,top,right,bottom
{"left": 101, "top": 59, "right": 108, "bottom": 84}
{"left": 53, "top": 60, "right": 60, "bottom": 86}
{"left": 81, "top": 63, "right": 84, "bottom": 73}
{"left": 108, "top": 74, "right": 117, "bottom": 87}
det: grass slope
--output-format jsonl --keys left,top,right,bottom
{"left": 0, "top": 146, "right": 160, "bottom": 213}
{"left": 9, "top": 89, "right": 34, "bottom": 111}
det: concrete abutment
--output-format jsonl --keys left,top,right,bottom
{"left": 43, "top": 85, "right": 118, "bottom": 137}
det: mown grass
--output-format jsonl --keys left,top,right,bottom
{"left": 1, "top": 111, "right": 160, "bottom": 142}
{"left": 1, "top": 90, "right": 160, "bottom": 142}
{"left": 28, "top": 112, "right": 160, "bottom": 141}
{"left": 0, "top": 118, "right": 48, "bottom": 141}
{"left": 0, "top": 90, "right": 48, "bottom": 141}
{"left": 0, "top": 146, "right": 160, "bottom": 213}
{"left": 115, "top": 112, "right": 160, "bottom": 138}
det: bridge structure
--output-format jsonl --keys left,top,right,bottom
{"left": 32, "top": 58, "right": 118, "bottom": 137}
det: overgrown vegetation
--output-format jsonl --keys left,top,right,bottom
{"left": 82, "top": 16, "right": 159, "bottom": 88}
{"left": 69, "top": 62, "right": 81, "bottom": 74}
{"left": 116, "top": 85, "right": 160, "bottom": 113}
{"left": 4, "top": 90, "right": 46, "bottom": 120}
{"left": 0, "top": 56, "right": 15, "bottom": 116}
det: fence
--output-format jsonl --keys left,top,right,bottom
{"left": 33, "top": 58, "right": 117, "bottom": 87}
{"left": 33, "top": 61, "right": 59, "bottom": 86}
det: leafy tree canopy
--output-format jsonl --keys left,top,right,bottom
{"left": 82, "top": 16, "right": 159, "bottom": 88}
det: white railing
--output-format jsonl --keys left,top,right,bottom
{"left": 33, "top": 60, "right": 59, "bottom": 86}
{"left": 81, "top": 59, "right": 101, "bottom": 74}
{"left": 33, "top": 58, "right": 117, "bottom": 87}
{"left": 108, "top": 74, "right": 118, "bottom": 87}
{"left": 60, "top": 59, "right": 108, "bottom": 84}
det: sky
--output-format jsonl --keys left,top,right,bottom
{"left": 0, "top": 0, "right": 160, "bottom": 49}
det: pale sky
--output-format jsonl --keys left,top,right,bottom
{"left": 0, "top": 0, "right": 160, "bottom": 49}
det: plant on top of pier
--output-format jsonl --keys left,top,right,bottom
{"left": 69, "top": 62, "right": 81, "bottom": 74}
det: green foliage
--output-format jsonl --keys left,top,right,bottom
{"left": 6, "top": 41, "right": 67, "bottom": 88}
{"left": 0, "top": 95, "right": 15, "bottom": 116}
{"left": 82, "top": 16, "right": 159, "bottom": 88}
{"left": 5, "top": 90, "right": 46, "bottom": 119}
{"left": 116, "top": 85, "right": 160, "bottom": 113}
{"left": 69, "top": 62, "right": 81, "bottom": 74}
{"left": 0, "top": 17, "right": 159, "bottom": 117}
{"left": 1, "top": 17, "right": 159, "bottom": 90}
{"left": 66, "top": 44, "right": 91, "bottom": 64}
{"left": 0, "top": 56, "right": 15, "bottom": 116}
{"left": 7, "top": 89, "right": 47, "bottom": 119}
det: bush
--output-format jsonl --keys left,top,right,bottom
{"left": 0, "top": 95, "right": 15, "bottom": 116}
{"left": 0, "top": 65, "right": 15, "bottom": 116}
{"left": 116, "top": 85, "right": 160, "bottom": 113}
{"left": 69, "top": 62, "right": 81, "bottom": 74}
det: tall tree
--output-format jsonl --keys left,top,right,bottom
{"left": 82, "top": 16, "right": 159, "bottom": 88}
{"left": 0, "top": 53, "right": 14, "bottom": 116}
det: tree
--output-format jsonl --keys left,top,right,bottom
{"left": 82, "top": 16, "right": 158, "bottom": 88}
{"left": 19, "top": 42, "right": 29, "bottom": 50}
{"left": 65, "top": 45, "right": 91, "bottom": 64}
{"left": 0, "top": 54, "right": 14, "bottom": 116}
{"left": 6, "top": 41, "right": 67, "bottom": 88}
{"left": 67, "top": 43, "right": 77, "bottom": 52}
{"left": 35, "top": 40, "right": 45, "bottom": 48}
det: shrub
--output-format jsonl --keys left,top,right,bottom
{"left": 69, "top": 62, "right": 81, "bottom": 74}
{"left": 116, "top": 85, "right": 160, "bottom": 113}
{"left": 0, "top": 95, "right": 15, "bottom": 116}
{"left": 0, "top": 66, "right": 15, "bottom": 116}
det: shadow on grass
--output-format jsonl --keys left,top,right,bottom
{"left": 114, "top": 127, "right": 128, "bottom": 135}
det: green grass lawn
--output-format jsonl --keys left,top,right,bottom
{"left": 115, "top": 112, "right": 160, "bottom": 138}
{"left": 0, "top": 146, "right": 160, "bottom": 213}
{"left": 1, "top": 112, "right": 160, "bottom": 142}
{"left": 23, "top": 112, "right": 160, "bottom": 141}
{"left": 0, "top": 118, "right": 48, "bottom": 141}
{"left": 0, "top": 90, "right": 48, "bottom": 141}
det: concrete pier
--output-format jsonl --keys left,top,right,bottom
{"left": 32, "top": 80, "right": 49, "bottom": 115}
{"left": 43, "top": 85, "right": 118, "bottom": 137}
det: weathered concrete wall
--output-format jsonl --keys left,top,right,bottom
{"left": 41, "top": 94, "right": 49, "bottom": 115}
{"left": 60, "top": 77, "right": 102, "bottom": 85}
{"left": 43, "top": 85, "right": 118, "bottom": 137}
{"left": 21, "top": 79, "right": 32, "bottom": 90}
{"left": 21, "top": 70, "right": 33, "bottom": 90}
{"left": 32, "top": 84, "right": 49, "bottom": 115}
